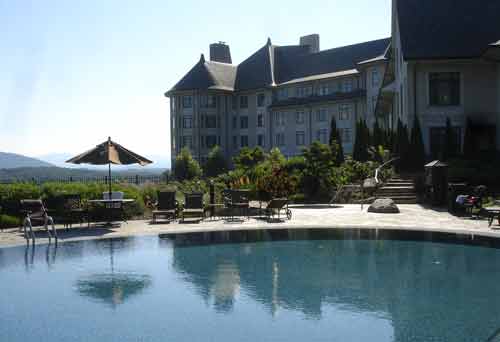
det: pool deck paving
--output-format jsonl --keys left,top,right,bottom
{"left": 1, "top": 204, "right": 499, "bottom": 248}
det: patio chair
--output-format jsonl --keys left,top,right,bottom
{"left": 181, "top": 192, "right": 204, "bottom": 222}
{"left": 152, "top": 191, "right": 178, "bottom": 223}
{"left": 20, "top": 199, "right": 57, "bottom": 243}
{"left": 265, "top": 198, "right": 291, "bottom": 222}
{"left": 224, "top": 189, "right": 250, "bottom": 220}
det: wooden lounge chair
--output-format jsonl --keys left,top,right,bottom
{"left": 265, "top": 198, "right": 291, "bottom": 222}
{"left": 152, "top": 191, "right": 177, "bottom": 223}
{"left": 181, "top": 193, "right": 204, "bottom": 222}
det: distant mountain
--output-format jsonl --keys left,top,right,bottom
{"left": 0, "top": 166, "right": 168, "bottom": 182}
{"left": 38, "top": 153, "right": 171, "bottom": 169}
{"left": 0, "top": 152, "right": 54, "bottom": 169}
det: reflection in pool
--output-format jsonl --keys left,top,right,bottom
{"left": 2, "top": 229, "right": 500, "bottom": 341}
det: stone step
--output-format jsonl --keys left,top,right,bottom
{"left": 385, "top": 182, "right": 414, "bottom": 187}
{"left": 377, "top": 195, "right": 418, "bottom": 204}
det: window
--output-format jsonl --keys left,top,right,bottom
{"left": 240, "top": 116, "right": 248, "bottom": 129}
{"left": 278, "top": 88, "right": 288, "bottom": 100}
{"left": 275, "top": 133, "right": 285, "bottom": 146}
{"left": 232, "top": 96, "right": 237, "bottom": 110}
{"left": 232, "top": 116, "right": 237, "bottom": 129}
{"left": 316, "top": 129, "right": 328, "bottom": 144}
{"left": 338, "top": 128, "right": 352, "bottom": 143}
{"left": 296, "top": 111, "right": 305, "bottom": 124}
{"left": 318, "top": 84, "right": 329, "bottom": 96}
{"left": 296, "top": 86, "right": 312, "bottom": 98}
{"left": 182, "top": 96, "right": 193, "bottom": 108}
{"left": 429, "top": 72, "right": 460, "bottom": 106}
{"left": 257, "top": 113, "right": 264, "bottom": 127}
{"left": 341, "top": 79, "right": 353, "bottom": 93}
{"left": 371, "top": 69, "right": 380, "bottom": 87}
{"left": 275, "top": 112, "right": 285, "bottom": 127}
{"left": 338, "top": 104, "right": 350, "bottom": 120}
{"left": 316, "top": 108, "right": 327, "bottom": 122}
{"left": 240, "top": 135, "right": 249, "bottom": 147}
{"left": 182, "top": 136, "right": 193, "bottom": 148}
{"left": 205, "top": 135, "right": 217, "bottom": 148}
{"left": 240, "top": 95, "right": 248, "bottom": 108}
{"left": 232, "top": 136, "right": 238, "bottom": 149}
{"left": 182, "top": 116, "right": 193, "bottom": 128}
{"left": 371, "top": 96, "right": 378, "bottom": 113}
{"left": 257, "top": 93, "right": 266, "bottom": 107}
{"left": 205, "top": 115, "right": 217, "bottom": 129}
{"left": 257, "top": 134, "right": 265, "bottom": 147}
{"left": 207, "top": 95, "right": 217, "bottom": 108}
{"left": 296, "top": 131, "right": 305, "bottom": 146}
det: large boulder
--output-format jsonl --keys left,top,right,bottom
{"left": 368, "top": 198, "right": 400, "bottom": 214}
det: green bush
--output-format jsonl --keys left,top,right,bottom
{"left": 0, "top": 214, "right": 21, "bottom": 229}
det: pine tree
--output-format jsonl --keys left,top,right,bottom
{"left": 372, "top": 120, "right": 383, "bottom": 148}
{"left": 463, "top": 117, "right": 474, "bottom": 159}
{"left": 329, "top": 116, "right": 345, "bottom": 165}
{"left": 410, "top": 115, "right": 426, "bottom": 171}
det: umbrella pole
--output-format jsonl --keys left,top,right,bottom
{"left": 108, "top": 162, "right": 112, "bottom": 198}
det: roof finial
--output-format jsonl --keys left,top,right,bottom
{"left": 267, "top": 37, "right": 272, "bottom": 46}
{"left": 200, "top": 53, "right": 205, "bottom": 62}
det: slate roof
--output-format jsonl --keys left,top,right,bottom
{"left": 167, "top": 55, "right": 237, "bottom": 94}
{"left": 167, "top": 37, "right": 390, "bottom": 94}
{"left": 397, "top": 0, "right": 500, "bottom": 60}
{"left": 269, "top": 89, "right": 366, "bottom": 109}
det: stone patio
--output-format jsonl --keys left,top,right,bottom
{"left": 1, "top": 204, "right": 498, "bottom": 248}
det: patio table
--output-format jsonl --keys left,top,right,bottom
{"left": 88, "top": 199, "right": 135, "bottom": 227}
{"left": 482, "top": 206, "right": 500, "bottom": 228}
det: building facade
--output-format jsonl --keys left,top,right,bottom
{"left": 377, "top": 0, "right": 500, "bottom": 159}
{"left": 166, "top": 35, "right": 389, "bottom": 166}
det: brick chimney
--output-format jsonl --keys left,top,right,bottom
{"left": 209, "top": 42, "right": 232, "bottom": 63}
{"left": 300, "top": 34, "right": 320, "bottom": 53}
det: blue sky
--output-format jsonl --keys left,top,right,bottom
{"left": 0, "top": 0, "right": 391, "bottom": 163}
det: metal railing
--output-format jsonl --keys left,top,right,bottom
{"left": 374, "top": 157, "right": 400, "bottom": 185}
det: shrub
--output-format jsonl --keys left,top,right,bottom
{"left": 173, "top": 148, "right": 202, "bottom": 181}
{"left": 204, "top": 146, "right": 228, "bottom": 178}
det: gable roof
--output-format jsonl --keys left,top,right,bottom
{"left": 397, "top": 0, "right": 500, "bottom": 60}
{"left": 167, "top": 37, "right": 390, "bottom": 94}
{"left": 167, "top": 55, "right": 237, "bottom": 94}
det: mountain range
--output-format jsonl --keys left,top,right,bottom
{"left": 0, "top": 152, "right": 54, "bottom": 169}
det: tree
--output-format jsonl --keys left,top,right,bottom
{"left": 410, "top": 115, "right": 426, "bottom": 171}
{"left": 463, "top": 117, "right": 474, "bottom": 159}
{"left": 329, "top": 116, "right": 345, "bottom": 165}
{"left": 233, "top": 146, "right": 266, "bottom": 170}
{"left": 173, "top": 148, "right": 202, "bottom": 181}
{"left": 372, "top": 120, "right": 384, "bottom": 148}
{"left": 443, "top": 117, "right": 458, "bottom": 161}
{"left": 204, "top": 146, "right": 228, "bottom": 178}
{"left": 353, "top": 119, "right": 370, "bottom": 162}
{"left": 301, "top": 141, "right": 336, "bottom": 199}
{"left": 394, "top": 119, "right": 410, "bottom": 171}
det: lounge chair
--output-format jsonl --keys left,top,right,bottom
{"left": 20, "top": 199, "right": 57, "bottom": 243}
{"left": 224, "top": 189, "right": 250, "bottom": 220}
{"left": 152, "top": 191, "right": 177, "bottom": 223}
{"left": 181, "top": 193, "right": 204, "bottom": 222}
{"left": 265, "top": 198, "right": 291, "bottom": 222}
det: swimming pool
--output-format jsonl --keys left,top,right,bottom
{"left": 2, "top": 229, "right": 500, "bottom": 341}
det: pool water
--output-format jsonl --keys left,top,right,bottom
{"left": 2, "top": 229, "right": 500, "bottom": 341}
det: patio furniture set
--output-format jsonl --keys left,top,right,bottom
{"left": 151, "top": 189, "right": 291, "bottom": 224}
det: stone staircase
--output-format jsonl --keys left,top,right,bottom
{"left": 376, "top": 176, "right": 417, "bottom": 204}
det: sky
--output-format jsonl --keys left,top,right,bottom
{"left": 0, "top": 0, "right": 391, "bottom": 163}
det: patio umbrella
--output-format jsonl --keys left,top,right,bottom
{"left": 66, "top": 137, "right": 153, "bottom": 197}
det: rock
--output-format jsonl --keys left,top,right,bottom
{"left": 363, "top": 177, "right": 377, "bottom": 189}
{"left": 368, "top": 198, "right": 400, "bottom": 214}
